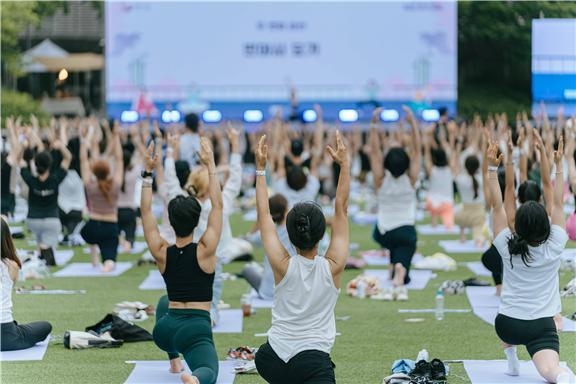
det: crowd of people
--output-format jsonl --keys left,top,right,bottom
{"left": 1, "top": 105, "right": 575, "bottom": 383}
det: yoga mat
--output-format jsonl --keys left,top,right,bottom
{"left": 562, "top": 248, "right": 576, "bottom": 261}
{"left": 364, "top": 269, "right": 433, "bottom": 290}
{"left": 439, "top": 240, "right": 488, "bottom": 254}
{"left": 351, "top": 212, "right": 378, "bottom": 225}
{"left": 416, "top": 224, "right": 462, "bottom": 235}
{"left": 138, "top": 270, "right": 165, "bottom": 290}
{"left": 467, "top": 262, "right": 492, "bottom": 277}
{"left": 16, "top": 289, "right": 86, "bottom": 295}
{"left": 248, "top": 290, "right": 274, "bottom": 309}
{"left": 361, "top": 252, "right": 423, "bottom": 266}
{"left": 17, "top": 249, "right": 74, "bottom": 266}
{"left": 0, "top": 336, "right": 49, "bottom": 361}
{"left": 9, "top": 226, "right": 24, "bottom": 235}
{"left": 124, "top": 360, "right": 236, "bottom": 384}
{"left": 466, "top": 287, "right": 576, "bottom": 332}
{"left": 82, "top": 241, "right": 148, "bottom": 256}
{"left": 463, "top": 360, "right": 572, "bottom": 384}
{"left": 213, "top": 310, "right": 243, "bottom": 333}
{"left": 53, "top": 262, "right": 133, "bottom": 277}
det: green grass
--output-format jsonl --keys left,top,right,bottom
{"left": 2, "top": 214, "right": 575, "bottom": 384}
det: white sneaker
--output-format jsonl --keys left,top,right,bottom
{"left": 394, "top": 286, "right": 409, "bottom": 301}
{"left": 416, "top": 349, "right": 429, "bottom": 362}
{"left": 371, "top": 288, "right": 393, "bottom": 301}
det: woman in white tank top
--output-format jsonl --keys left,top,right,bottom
{"left": 369, "top": 107, "right": 421, "bottom": 301}
{"left": 253, "top": 131, "right": 350, "bottom": 384}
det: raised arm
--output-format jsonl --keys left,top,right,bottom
{"left": 324, "top": 131, "right": 350, "bottom": 288}
{"left": 197, "top": 137, "right": 223, "bottom": 263}
{"left": 112, "top": 128, "right": 124, "bottom": 185}
{"left": 533, "top": 129, "right": 553, "bottom": 216}
{"left": 163, "top": 133, "right": 186, "bottom": 201}
{"left": 487, "top": 140, "right": 507, "bottom": 237}
{"left": 504, "top": 135, "right": 516, "bottom": 230}
{"left": 368, "top": 108, "right": 384, "bottom": 189}
{"left": 140, "top": 143, "right": 169, "bottom": 269}
{"left": 551, "top": 136, "right": 565, "bottom": 227}
{"left": 54, "top": 139, "right": 72, "bottom": 170}
{"left": 79, "top": 125, "right": 92, "bottom": 185}
{"left": 482, "top": 127, "right": 492, "bottom": 209}
{"left": 255, "top": 135, "right": 291, "bottom": 283}
{"left": 221, "top": 127, "right": 242, "bottom": 209}
{"left": 566, "top": 129, "right": 576, "bottom": 194}
{"left": 404, "top": 106, "right": 421, "bottom": 186}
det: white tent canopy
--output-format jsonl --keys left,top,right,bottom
{"left": 21, "top": 39, "right": 68, "bottom": 73}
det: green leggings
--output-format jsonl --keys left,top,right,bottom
{"left": 153, "top": 295, "right": 218, "bottom": 384}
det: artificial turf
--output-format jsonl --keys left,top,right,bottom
{"left": 2, "top": 213, "right": 575, "bottom": 384}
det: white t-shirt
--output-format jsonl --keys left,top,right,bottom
{"left": 268, "top": 255, "right": 339, "bottom": 362}
{"left": 377, "top": 172, "right": 416, "bottom": 233}
{"left": 0, "top": 260, "right": 14, "bottom": 323}
{"left": 179, "top": 133, "right": 201, "bottom": 168}
{"left": 455, "top": 172, "right": 484, "bottom": 204}
{"left": 273, "top": 175, "right": 320, "bottom": 209}
{"left": 427, "top": 166, "right": 454, "bottom": 206}
{"left": 493, "top": 225, "right": 567, "bottom": 320}
{"left": 58, "top": 170, "right": 86, "bottom": 213}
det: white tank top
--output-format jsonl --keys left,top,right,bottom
{"left": 1, "top": 261, "right": 14, "bottom": 323}
{"left": 377, "top": 172, "right": 416, "bottom": 233}
{"left": 427, "top": 166, "right": 454, "bottom": 206}
{"left": 268, "top": 255, "right": 339, "bottom": 362}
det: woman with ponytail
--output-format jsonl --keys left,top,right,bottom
{"left": 487, "top": 137, "right": 574, "bottom": 383}
{"left": 254, "top": 130, "right": 350, "bottom": 384}
{"left": 79, "top": 122, "right": 124, "bottom": 272}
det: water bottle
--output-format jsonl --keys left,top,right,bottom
{"left": 356, "top": 279, "right": 366, "bottom": 299}
{"left": 435, "top": 288, "right": 444, "bottom": 320}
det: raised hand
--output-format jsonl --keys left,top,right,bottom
{"left": 371, "top": 107, "right": 382, "bottom": 125}
{"left": 144, "top": 141, "right": 158, "bottom": 173}
{"left": 256, "top": 135, "right": 268, "bottom": 170}
{"left": 487, "top": 140, "right": 503, "bottom": 167}
{"left": 198, "top": 136, "right": 215, "bottom": 167}
{"left": 553, "top": 135, "right": 564, "bottom": 165}
{"left": 226, "top": 124, "right": 240, "bottom": 152}
{"left": 402, "top": 105, "right": 415, "bottom": 123}
{"left": 326, "top": 130, "right": 348, "bottom": 166}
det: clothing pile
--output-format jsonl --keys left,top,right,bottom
{"left": 413, "top": 253, "right": 456, "bottom": 271}
{"left": 227, "top": 346, "right": 258, "bottom": 374}
{"left": 346, "top": 274, "right": 382, "bottom": 298}
{"left": 113, "top": 301, "right": 155, "bottom": 322}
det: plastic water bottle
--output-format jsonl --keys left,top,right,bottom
{"left": 356, "top": 279, "right": 366, "bottom": 299}
{"left": 435, "top": 288, "right": 445, "bottom": 320}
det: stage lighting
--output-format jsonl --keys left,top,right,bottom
{"left": 244, "top": 110, "right": 264, "bottom": 123}
{"left": 338, "top": 109, "right": 358, "bottom": 123}
{"left": 161, "top": 110, "right": 181, "bottom": 123}
{"left": 202, "top": 110, "right": 222, "bottom": 123}
{"left": 421, "top": 109, "right": 440, "bottom": 122}
{"left": 302, "top": 109, "right": 317, "bottom": 123}
{"left": 380, "top": 109, "right": 399, "bottom": 122}
{"left": 121, "top": 110, "right": 139, "bottom": 123}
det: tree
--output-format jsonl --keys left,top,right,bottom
{"left": 458, "top": 1, "right": 576, "bottom": 117}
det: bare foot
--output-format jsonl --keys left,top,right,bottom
{"left": 90, "top": 246, "right": 100, "bottom": 267}
{"left": 180, "top": 372, "right": 199, "bottom": 384}
{"left": 102, "top": 260, "right": 116, "bottom": 273}
{"left": 169, "top": 358, "right": 184, "bottom": 373}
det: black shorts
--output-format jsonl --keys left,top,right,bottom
{"left": 255, "top": 341, "right": 335, "bottom": 384}
{"left": 80, "top": 219, "right": 119, "bottom": 262}
{"left": 372, "top": 225, "right": 417, "bottom": 284}
{"left": 495, "top": 313, "right": 559, "bottom": 357}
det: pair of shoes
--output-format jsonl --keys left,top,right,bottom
{"left": 440, "top": 280, "right": 465, "bottom": 295}
{"left": 409, "top": 359, "right": 446, "bottom": 383}
{"left": 227, "top": 346, "right": 257, "bottom": 361}
{"left": 394, "top": 286, "right": 409, "bottom": 301}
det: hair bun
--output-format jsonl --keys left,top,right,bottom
{"left": 296, "top": 215, "right": 310, "bottom": 233}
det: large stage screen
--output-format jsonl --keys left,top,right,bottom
{"left": 532, "top": 19, "right": 576, "bottom": 116}
{"left": 106, "top": 1, "right": 457, "bottom": 121}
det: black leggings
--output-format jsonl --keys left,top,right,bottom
{"left": 118, "top": 207, "right": 137, "bottom": 244}
{"left": 372, "top": 225, "right": 417, "bottom": 285}
{"left": 1, "top": 320, "right": 52, "bottom": 351}
{"left": 59, "top": 208, "right": 83, "bottom": 236}
{"left": 481, "top": 244, "right": 503, "bottom": 285}
{"left": 495, "top": 314, "right": 559, "bottom": 357}
{"left": 255, "top": 341, "right": 336, "bottom": 384}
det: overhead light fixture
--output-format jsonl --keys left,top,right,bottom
{"left": 202, "top": 110, "right": 222, "bottom": 123}
{"left": 338, "top": 109, "right": 358, "bottom": 123}
{"left": 302, "top": 109, "right": 318, "bottom": 123}
{"left": 421, "top": 109, "right": 440, "bottom": 122}
{"left": 162, "top": 110, "right": 181, "bottom": 123}
{"left": 244, "top": 110, "right": 264, "bottom": 123}
{"left": 380, "top": 109, "right": 400, "bottom": 122}
{"left": 120, "top": 110, "right": 139, "bottom": 123}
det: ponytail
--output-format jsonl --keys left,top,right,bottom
{"left": 507, "top": 233, "right": 532, "bottom": 269}
{"left": 97, "top": 178, "right": 113, "bottom": 203}
{"left": 471, "top": 174, "right": 479, "bottom": 199}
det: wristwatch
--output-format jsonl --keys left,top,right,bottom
{"left": 141, "top": 170, "right": 153, "bottom": 178}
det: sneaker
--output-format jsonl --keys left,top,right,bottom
{"left": 394, "top": 286, "right": 409, "bottom": 301}
{"left": 372, "top": 287, "right": 394, "bottom": 301}
{"left": 410, "top": 360, "right": 432, "bottom": 379}
{"left": 430, "top": 358, "right": 446, "bottom": 382}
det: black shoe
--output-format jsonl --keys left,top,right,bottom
{"left": 410, "top": 360, "right": 432, "bottom": 379}
{"left": 430, "top": 358, "right": 446, "bottom": 382}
